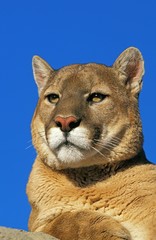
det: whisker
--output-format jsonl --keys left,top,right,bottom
{"left": 99, "top": 135, "right": 122, "bottom": 142}
{"left": 112, "top": 136, "right": 121, "bottom": 140}
{"left": 93, "top": 142, "right": 112, "bottom": 152}
{"left": 94, "top": 138, "right": 120, "bottom": 144}
{"left": 94, "top": 136, "right": 121, "bottom": 147}
{"left": 25, "top": 144, "right": 33, "bottom": 150}
{"left": 38, "top": 131, "right": 46, "bottom": 137}
{"left": 37, "top": 131, "right": 46, "bottom": 135}
{"left": 91, "top": 146, "right": 106, "bottom": 158}
{"left": 94, "top": 139, "right": 119, "bottom": 148}
{"left": 106, "top": 142, "right": 118, "bottom": 148}
{"left": 94, "top": 141, "right": 108, "bottom": 147}
{"left": 110, "top": 139, "right": 120, "bottom": 145}
{"left": 111, "top": 137, "right": 121, "bottom": 143}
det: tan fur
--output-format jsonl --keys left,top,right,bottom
{"left": 27, "top": 47, "right": 156, "bottom": 240}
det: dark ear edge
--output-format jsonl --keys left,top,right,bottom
{"left": 32, "top": 56, "right": 54, "bottom": 95}
{"left": 113, "top": 47, "right": 145, "bottom": 96}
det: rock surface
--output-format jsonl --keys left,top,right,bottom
{"left": 0, "top": 227, "right": 59, "bottom": 240}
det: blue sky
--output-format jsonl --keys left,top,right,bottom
{"left": 0, "top": 0, "right": 156, "bottom": 231}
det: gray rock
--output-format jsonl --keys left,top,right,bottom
{"left": 0, "top": 227, "right": 59, "bottom": 240}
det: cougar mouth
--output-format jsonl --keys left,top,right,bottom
{"left": 47, "top": 127, "right": 92, "bottom": 164}
{"left": 58, "top": 139, "right": 81, "bottom": 149}
{"left": 47, "top": 127, "right": 91, "bottom": 149}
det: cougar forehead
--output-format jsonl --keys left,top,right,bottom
{"left": 45, "top": 63, "right": 123, "bottom": 95}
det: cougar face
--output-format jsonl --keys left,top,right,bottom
{"left": 32, "top": 48, "right": 144, "bottom": 169}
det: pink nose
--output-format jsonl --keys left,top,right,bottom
{"left": 55, "top": 116, "right": 81, "bottom": 132}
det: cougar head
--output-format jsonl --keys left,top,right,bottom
{"left": 31, "top": 47, "right": 144, "bottom": 169}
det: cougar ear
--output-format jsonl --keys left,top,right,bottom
{"left": 32, "top": 56, "right": 54, "bottom": 95}
{"left": 113, "top": 47, "right": 145, "bottom": 96}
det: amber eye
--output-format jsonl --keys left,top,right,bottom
{"left": 87, "top": 93, "right": 107, "bottom": 103}
{"left": 47, "top": 93, "right": 59, "bottom": 104}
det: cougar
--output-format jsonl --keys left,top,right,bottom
{"left": 27, "top": 47, "right": 156, "bottom": 240}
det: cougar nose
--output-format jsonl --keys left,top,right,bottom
{"left": 55, "top": 116, "right": 81, "bottom": 132}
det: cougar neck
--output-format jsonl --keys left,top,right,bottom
{"left": 61, "top": 150, "right": 148, "bottom": 187}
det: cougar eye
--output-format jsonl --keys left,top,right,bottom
{"left": 87, "top": 93, "right": 107, "bottom": 103}
{"left": 47, "top": 93, "right": 59, "bottom": 104}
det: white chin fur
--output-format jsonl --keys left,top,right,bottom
{"left": 47, "top": 127, "right": 91, "bottom": 164}
{"left": 57, "top": 145, "right": 84, "bottom": 164}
